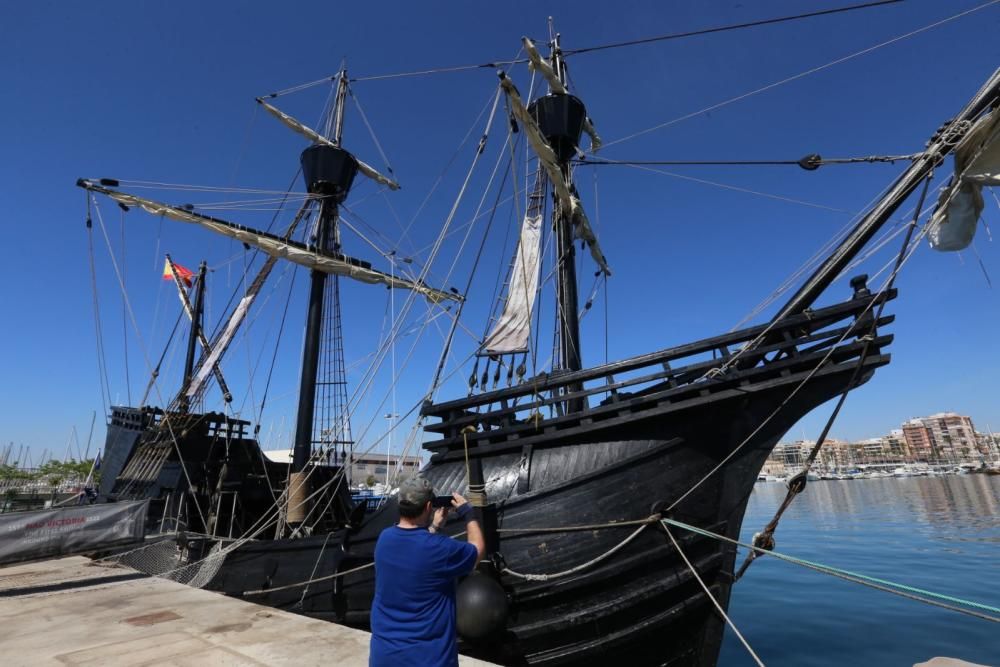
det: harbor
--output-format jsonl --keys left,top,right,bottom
{"left": 724, "top": 474, "right": 1000, "bottom": 666}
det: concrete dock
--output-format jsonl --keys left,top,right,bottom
{"left": 0, "top": 556, "right": 498, "bottom": 666}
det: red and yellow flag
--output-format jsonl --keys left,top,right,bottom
{"left": 162, "top": 258, "right": 194, "bottom": 287}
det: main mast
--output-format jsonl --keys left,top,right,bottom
{"left": 531, "top": 33, "right": 588, "bottom": 411}
{"left": 288, "top": 73, "right": 358, "bottom": 528}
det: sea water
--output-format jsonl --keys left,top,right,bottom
{"left": 718, "top": 475, "right": 999, "bottom": 666}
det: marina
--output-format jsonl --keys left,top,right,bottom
{"left": 3, "top": 2, "right": 1000, "bottom": 666}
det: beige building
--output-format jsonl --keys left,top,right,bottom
{"left": 764, "top": 412, "right": 988, "bottom": 471}
{"left": 902, "top": 420, "right": 936, "bottom": 461}
{"left": 816, "top": 438, "right": 852, "bottom": 469}
{"left": 903, "top": 413, "right": 982, "bottom": 462}
{"left": 262, "top": 448, "right": 423, "bottom": 487}
{"left": 348, "top": 453, "right": 423, "bottom": 487}
{"left": 884, "top": 429, "right": 909, "bottom": 460}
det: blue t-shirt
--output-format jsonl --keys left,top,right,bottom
{"left": 370, "top": 525, "right": 479, "bottom": 667}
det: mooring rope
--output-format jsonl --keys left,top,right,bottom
{"left": 662, "top": 523, "right": 766, "bottom": 667}
{"left": 663, "top": 518, "right": 1000, "bottom": 624}
{"left": 499, "top": 520, "right": 656, "bottom": 582}
{"left": 242, "top": 562, "right": 375, "bottom": 596}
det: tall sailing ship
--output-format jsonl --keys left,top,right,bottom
{"left": 75, "top": 16, "right": 1000, "bottom": 667}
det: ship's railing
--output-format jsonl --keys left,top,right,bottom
{"left": 422, "top": 283, "right": 895, "bottom": 451}
{"left": 108, "top": 405, "right": 162, "bottom": 430}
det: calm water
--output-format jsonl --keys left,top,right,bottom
{"left": 718, "top": 475, "right": 1000, "bottom": 666}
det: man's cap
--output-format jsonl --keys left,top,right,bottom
{"left": 398, "top": 475, "right": 435, "bottom": 508}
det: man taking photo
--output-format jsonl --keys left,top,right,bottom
{"left": 369, "top": 476, "right": 486, "bottom": 667}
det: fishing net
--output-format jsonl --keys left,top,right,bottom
{"left": 94, "top": 537, "right": 228, "bottom": 588}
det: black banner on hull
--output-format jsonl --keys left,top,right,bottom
{"left": 0, "top": 500, "right": 148, "bottom": 566}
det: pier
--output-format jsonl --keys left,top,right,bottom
{"left": 0, "top": 556, "right": 498, "bottom": 666}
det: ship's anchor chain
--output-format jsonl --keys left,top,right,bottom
{"left": 736, "top": 173, "right": 933, "bottom": 582}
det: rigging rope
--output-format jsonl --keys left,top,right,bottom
{"left": 666, "top": 123, "right": 997, "bottom": 512}
{"left": 731, "top": 174, "right": 914, "bottom": 331}
{"left": 139, "top": 308, "right": 185, "bottom": 407}
{"left": 605, "top": 160, "right": 853, "bottom": 213}
{"left": 575, "top": 154, "right": 919, "bottom": 169}
{"left": 85, "top": 198, "right": 111, "bottom": 418}
{"left": 357, "top": 133, "right": 514, "bottom": 493}
{"left": 664, "top": 225, "right": 929, "bottom": 516}
{"left": 599, "top": 0, "right": 1000, "bottom": 151}
{"left": 340, "top": 82, "right": 510, "bottom": 467}
{"left": 90, "top": 198, "right": 210, "bottom": 530}
{"left": 347, "top": 84, "right": 396, "bottom": 178}
{"left": 119, "top": 206, "right": 132, "bottom": 405}
{"left": 735, "top": 143, "right": 987, "bottom": 577}
{"left": 271, "top": 1, "right": 906, "bottom": 91}
{"left": 564, "top": 0, "right": 904, "bottom": 57}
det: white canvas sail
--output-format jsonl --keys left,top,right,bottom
{"left": 929, "top": 109, "right": 1000, "bottom": 251}
{"left": 482, "top": 213, "right": 543, "bottom": 354}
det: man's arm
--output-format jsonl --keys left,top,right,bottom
{"left": 429, "top": 506, "right": 448, "bottom": 534}
{"left": 452, "top": 493, "right": 486, "bottom": 562}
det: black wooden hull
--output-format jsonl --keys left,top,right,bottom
{"left": 202, "top": 346, "right": 888, "bottom": 666}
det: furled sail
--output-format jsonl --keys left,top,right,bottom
{"left": 499, "top": 75, "right": 611, "bottom": 275}
{"left": 928, "top": 109, "right": 1000, "bottom": 251}
{"left": 483, "top": 212, "right": 543, "bottom": 354}
{"left": 77, "top": 182, "right": 460, "bottom": 304}
{"left": 256, "top": 98, "right": 400, "bottom": 191}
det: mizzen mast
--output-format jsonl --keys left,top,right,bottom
{"left": 178, "top": 260, "right": 207, "bottom": 412}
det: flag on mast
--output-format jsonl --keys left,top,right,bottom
{"left": 162, "top": 258, "right": 194, "bottom": 287}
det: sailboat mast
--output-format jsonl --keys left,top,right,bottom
{"left": 291, "top": 72, "right": 351, "bottom": 476}
{"left": 179, "top": 261, "right": 207, "bottom": 412}
{"left": 549, "top": 34, "right": 584, "bottom": 384}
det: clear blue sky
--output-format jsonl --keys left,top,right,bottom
{"left": 2, "top": 1, "right": 999, "bottom": 463}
